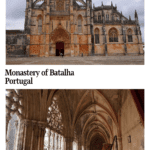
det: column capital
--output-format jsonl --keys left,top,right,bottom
{"left": 23, "top": 119, "right": 31, "bottom": 127}
{"left": 38, "top": 121, "right": 47, "bottom": 130}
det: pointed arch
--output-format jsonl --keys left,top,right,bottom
{"left": 78, "top": 15, "right": 83, "bottom": 33}
{"left": 127, "top": 28, "right": 133, "bottom": 42}
{"left": 37, "top": 15, "right": 43, "bottom": 34}
{"left": 109, "top": 28, "right": 118, "bottom": 42}
{"left": 72, "top": 90, "right": 90, "bottom": 127}
{"left": 94, "top": 28, "right": 100, "bottom": 44}
{"left": 50, "top": 25, "right": 70, "bottom": 44}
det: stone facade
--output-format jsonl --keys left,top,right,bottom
{"left": 6, "top": 0, "right": 144, "bottom": 57}
{"left": 6, "top": 89, "right": 144, "bottom": 150}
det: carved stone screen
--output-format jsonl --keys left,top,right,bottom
{"left": 56, "top": 0, "right": 65, "bottom": 11}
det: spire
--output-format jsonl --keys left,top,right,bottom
{"left": 102, "top": 9, "right": 104, "bottom": 16}
{"left": 93, "top": 3, "right": 95, "bottom": 8}
{"left": 120, "top": 11, "right": 122, "bottom": 20}
{"left": 111, "top": 1, "right": 113, "bottom": 7}
{"left": 135, "top": 10, "right": 138, "bottom": 19}
{"left": 129, "top": 15, "right": 131, "bottom": 20}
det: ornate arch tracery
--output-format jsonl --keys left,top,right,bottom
{"left": 47, "top": 98, "right": 63, "bottom": 133}
{"left": 127, "top": 29, "right": 133, "bottom": 42}
{"left": 109, "top": 28, "right": 118, "bottom": 42}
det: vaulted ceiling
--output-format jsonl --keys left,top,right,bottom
{"left": 6, "top": 89, "right": 131, "bottom": 145}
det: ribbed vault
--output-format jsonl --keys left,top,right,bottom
{"left": 6, "top": 89, "right": 144, "bottom": 150}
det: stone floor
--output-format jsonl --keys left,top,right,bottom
{"left": 6, "top": 55, "right": 144, "bottom": 65}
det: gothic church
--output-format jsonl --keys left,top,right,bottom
{"left": 6, "top": 0, "right": 144, "bottom": 57}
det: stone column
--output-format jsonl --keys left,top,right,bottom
{"left": 63, "top": 137, "right": 66, "bottom": 150}
{"left": 117, "top": 137, "right": 122, "bottom": 150}
{"left": 25, "top": 0, "right": 33, "bottom": 57}
{"left": 70, "top": 1, "right": 74, "bottom": 56}
{"left": 13, "top": 120, "right": 19, "bottom": 150}
{"left": 102, "top": 26, "right": 107, "bottom": 56}
{"left": 6, "top": 92, "right": 13, "bottom": 140}
{"left": 47, "top": 130, "right": 51, "bottom": 150}
{"left": 65, "top": 137, "right": 73, "bottom": 150}
{"left": 78, "top": 141, "right": 82, "bottom": 150}
{"left": 16, "top": 119, "right": 26, "bottom": 150}
{"left": 23, "top": 119, "right": 32, "bottom": 150}
{"left": 15, "top": 120, "right": 47, "bottom": 150}
{"left": 6, "top": 113, "right": 11, "bottom": 142}
{"left": 38, "top": 122, "right": 46, "bottom": 150}
{"left": 53, "top": 132, "right": 56, "bottom": 150}
{"left": 86, "top": 0, "right": 92, "bottom": 55}
{"left": 56, "top": 134, "right": 59, "bottom": 150}
{"left": 59, "top": 135, "right": 62, "bottom": 150}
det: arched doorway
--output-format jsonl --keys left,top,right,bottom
{"left": 56, "top": 42, "right": 64, "bottom": 56}
{"left": 90, "top": 136, "right": 105, "bottom": 150}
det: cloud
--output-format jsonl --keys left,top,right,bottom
{"left": 6, "top": 0, "right": 144, "bottom": 41}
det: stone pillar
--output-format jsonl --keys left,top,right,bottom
{"left": 6, "top": 92, "right": 13, "bottom": 140}
{"left": 56, "top": 134, "right": 59, "bottom": 150}
{"left": 117, "top": 137, "right": 122, "bottom": 150}
{"left": 25, "top": 0, "right": 33, "bottom": 57}
{"left": 38, "top": 122, "right": 46, "bottom": 150}
{"left": 47, "top": 130, "right": 51, "bottom": 150}
{"left": 42, "top": 8, "right": 47, "bottom": 57}
{"left": 53, "top": 132, "right": 55, "bottom": 150}
{"left": 23, "top": 119, "right": 32, "bottom": 150}
{"left": 65, "top": 137, "right": 73, "bottom": 150}
{"left": 78, "top": 141, "right": 82, "bottom": 150}
{"left": 31, "top": 121, "right": 39, "bottom": 150}
{"left": 59, "top": 135, "right": 62, "bottom": 150}
{"left": 63, "top": 137, "right": 66, "bottom": 150}
{"left": 70, "top": 1, "right": 74, "bottom": 56}
{"left": 102, "top": 26, "right": 107, "bottom": 56}
{"left": 15, "top": 120, "right": 47, "bottom": 150}
{"left": 6, "top": 113, "right": 11, "bottom": 142}
{"left": 14, "top": 120, "right": 19, "bottom": 150}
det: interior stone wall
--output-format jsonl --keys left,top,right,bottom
{"left": 121, "top": 91, "right": 144, "bottom": 150}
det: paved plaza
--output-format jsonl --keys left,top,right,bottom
{"left": 6, "top": 55, "right": 144, "bottom": 65}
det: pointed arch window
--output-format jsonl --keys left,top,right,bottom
{"left": 94, "top": 15, "right": 97, "bottom": 22}
{"left": 109, "top": 28, "right": 118, "bottom": 42}
{"left": 106, "top": 14, "right": 109, "bottom": 21}
{"left": 47, "top": 98, "right": 63, "bottom": 132}
{"left": 38, "top": 16, "right": 42, "bottom": 34}
{"left": 78, "top": 15, "right": 82, "bottom": 33}
{"left": 128, "top": 29, "right": 133, "bottom": 42}
{"left": 45, "top": 98, "right": 64, "bottom": 150}
{"left": 95, "top": 28, "right": 100, "bottom": 44}
{"left": 6, "top": 90, "right": 23, "bottom": 150}
{"left": 98, "top": 14, "right": 101, "bottom": 21}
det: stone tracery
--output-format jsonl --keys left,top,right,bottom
{"left": 47, "top": 97, "right": 63, "bottom": 132}
{"left": 5, "top": 90, "right": 144, "bottom": 150}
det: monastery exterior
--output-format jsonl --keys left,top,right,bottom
{"left": 6, "top": 0, "right": 144, "bottom": 57}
